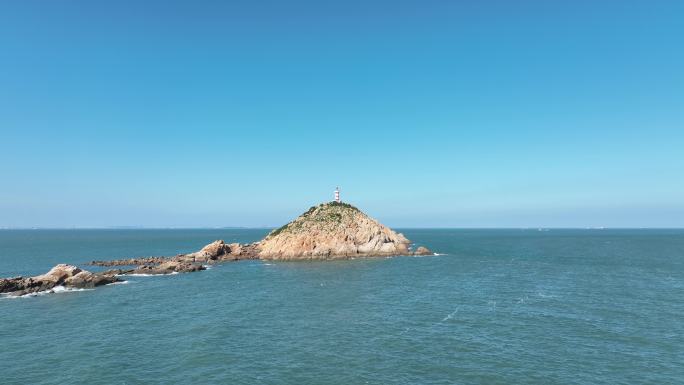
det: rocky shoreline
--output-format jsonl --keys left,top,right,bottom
{"left": 1, "top": 202, "right": 433, "bottom": 297}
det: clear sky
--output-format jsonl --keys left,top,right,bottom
{"left": 1, "top": 0, "right": 683, "bottom": 228}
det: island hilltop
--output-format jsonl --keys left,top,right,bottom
{"left": 1, "top": 195, "right": 432, "bottom": 296}
{"left": 259, "top": 200, "right": 428, "bottom": 260}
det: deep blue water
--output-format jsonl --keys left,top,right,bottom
{"left": 1, "top": 229, "right": 683, "bottom": 384}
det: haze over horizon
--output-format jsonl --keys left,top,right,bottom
{"left": 2, "top": 0, "right": 683, "bottom": 228}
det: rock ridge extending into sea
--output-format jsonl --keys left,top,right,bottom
{"left": 1, "top": 202, "right": 432, "bottom": 296}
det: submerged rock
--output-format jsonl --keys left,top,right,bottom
{"left": 256, "top": 201, "right": 412, "bottom": 260}
{"left": 412, "top": 246, "right": 433, "bottom": 256}
{"left": 0, "top": 264, "right": 121, "bottom": 296}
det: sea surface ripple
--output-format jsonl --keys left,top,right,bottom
{"left": 1, "top": 229, "right": 683, "bottom": 384}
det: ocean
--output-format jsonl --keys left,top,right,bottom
{"left": 0, "top": 229, "right": 682, "bottom": 384}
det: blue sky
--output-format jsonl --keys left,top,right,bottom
{"left": 1, "top": 0, "right": 683, "bottom": 228}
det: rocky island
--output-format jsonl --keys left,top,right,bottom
{"left": 1, "top": 201, "right": 432, "bottom": 297}
{"left": 258, "top": 201, "right": 423, "bottom": 259}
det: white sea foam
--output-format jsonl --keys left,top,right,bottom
{"left": 202, "top": 265, "right": 212, "bottom": 269}
{"left": 107, "top": 280, "right": 129, "bottom": 285}
{"left": 1, "top": 285, "right": 95, "bottom": 298}
{"left": 442, "top": 308, "right": 459, "bottom": 322}
{"left": 537, "top": 291, "right": 556, "bottom": 298}
{"left": 410, "top": 251, "right": 443, "bottom": 257}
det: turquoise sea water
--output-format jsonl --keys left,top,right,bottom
{"left": 1, "top": 229, "right": 683, "bottom": 384}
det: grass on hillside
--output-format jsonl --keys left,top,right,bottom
{"left": 266, "top": 201, "right": 360, "bottom": 238}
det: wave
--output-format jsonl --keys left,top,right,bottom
{"left": 537, "top": 291, "right": 557, "bottom": 298}
{"left": 412, "top": 252, "right": 444, "bottom": 257}
{"left": 1, "top": 285, "right": 94, "bottom": 299}
{"left": 441, "top": 308, "right": 459, "bottom": 322}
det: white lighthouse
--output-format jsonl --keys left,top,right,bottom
{"left": 334, "top": 187, "right": 340, "bottom": 203}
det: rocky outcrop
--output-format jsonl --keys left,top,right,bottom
{"left": 0, "top": 264, "right": 120, "bottom": 296}
{"left": 217, "top": 242, "right": 260, "bottom": 261}
{"left": 129, "top": 261, "right": 205, "bottom": 275}
{"left": 176, "top": 240, "right": 258, "bottom": 262}
{"left": 90, "top": 241, "right": 261, "bottom": 267}
{"left": 89, "top": 256, "right": 169, "bottom": 267}
{"left": 412, "top": 246, "right": 433, "bottom": 256}
{"left": 196, "top": 240, "right": 232, "bottom": 259}
{"left": 179, "top": 240, "right": 231, "bottom": 262}
{"left": 146, "top": 240, "right": 259, "bottom": 264}
{"left": 64, "top": 270, "right": 120, "bottom": 288}
{"left": 256, "top": 201, "right": 414, "bottom": 260}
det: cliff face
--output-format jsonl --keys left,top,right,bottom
{"left": 257, "top": 201, "right": 412, "bottom": 260}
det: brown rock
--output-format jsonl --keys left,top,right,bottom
{"left": 257, "top": 202, "right": 412, "bottom": 260}
{"left": 0, "top": 264, "right": 121, "bottom": 296}
{"left": 413, "top": 246, "right": 433, "bottom": 256}
{"left": 218, "top": 242, "right": 260, "bottom": 261}
{"left": 0, "top": 277, "right": 26, "bottom": 294}
{"left": 181, "top": 240, "right": 232, "bottom": 262}
{"left": 36, "top": 264, "right": 82, "bottom": 284}
{"left": 64, "top": 271, "right": 120, "bottom": 288}
{"left": 129, "top": 261, "right": 205, "bottom": 275}
{"left": 197, "top": 240, "right": 231, "bottom": 258}
{"left": 88, "top": 256, "right": 169, "bottom": 267}
{"left": 178, "top": 241, "right": 259, "bottom": 262}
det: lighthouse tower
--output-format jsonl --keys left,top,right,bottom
{"left": 334, "top": 187, "right": 340, "bottom": 203}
